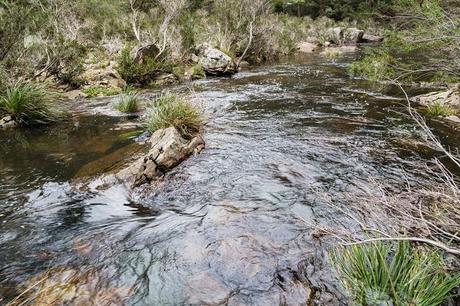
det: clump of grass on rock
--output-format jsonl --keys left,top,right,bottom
{"left": 331, "top": 241, "right": 460, "bottom": 306}
{"left": 0, "top": 83, "right": 63, "bottom": 125}
{"left": 114, "top": 92, "right": 139, "bottom": 113}
{"left": 426, "top": 101, "right": 455, "bottom": 117}
{"left": 145, "top": 94, "right": 202, "bottom": 139}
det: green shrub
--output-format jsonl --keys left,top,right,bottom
{"left": 0, "top": 83, "right": 63, "bottom": 125}
{"left": 45, "top": 40, "right": 87, "bottom": 88}
{"left": 82, "top": 86, "right": 121, "bottom": 97}
{"left": 191, "top": 64, "right": 206, "bottom": 79}
{"left": 114, "top": 92, "right": 139, "bottom": 113}
{"left": 349, "top": 51, "right": 396, "bottom": 81}
{"left": 116, "top": 46, "right": 173, "bottom": 86}
{"left": 145, "top": 94, "right": 202, "bottom": 138}
{"left": 331, "top": 241, "right": 460, "bottom": 306}
{"left": 426, "top": 101, "right": 456, "bottom": 117}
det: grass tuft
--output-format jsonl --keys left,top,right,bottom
{"left": 331, "top": 241, "right": 460, "bottom": 306}
{"left": 0, "top": 83, "right": 63, "bottom": 125}
{"left": 426, "top": 101, "right": 456, "bottom": 117}
{"left": 114, "top": 92, "right": 139, "bottom": 113}
{"left": 145, "top": 93, "right": 202, "bottom": 138}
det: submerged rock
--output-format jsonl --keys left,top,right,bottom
{"left": 0, "top": 116, "right": 17, "bottom": 129}
{"left": 116, "top": 127, "right": 204, "bottom": 187}
{"left": 193, "top": 44, "right": 237, "bottom": 76}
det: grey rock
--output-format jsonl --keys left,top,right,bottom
{"left": 410, "top": 89, "right": 460, "bottom": 107}
{"left": 116, "top": 127, "right": 205, "bottom": 187}
{"left": 194, "top": 44, "right": 237, "bottom": 76}
{"left": 131, "top": 44, "right": 162, "bottom": 64}
{"left": 0, "top": 116, "right": 17, "bottom": 129}
{"left": 343, "top": 28, "right": 364, "bottom": 44}
{"left": 362, "top": 33, "right": 384, "bottom": 43}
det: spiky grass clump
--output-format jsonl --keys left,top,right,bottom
{"left": 331, "top": 241, "right": 460, "bottom": 306}
{"left": 145, "top": 94, "right": 202, "bottom": 138}
{"left": 114, "top": 92, "right": 139, "bottom": 113}
{"left": 426, "top": 101, "right": 455, "bottom": 117}
{"left": 0, "top": 83, "right": 62, "bottom": 125}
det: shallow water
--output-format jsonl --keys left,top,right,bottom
{"left": 0, "top": 54, "right": 455, "bottom": 305}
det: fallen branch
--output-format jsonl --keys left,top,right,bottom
{"left": 345, "top": 237, "right": 460, "bottom": 256}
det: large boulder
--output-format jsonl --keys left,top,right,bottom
{"left": 131, "top": 44, "right": 162, "bottom": 64}
{"left": 343, "top": 28, "right": 364, "bottom": 45}
{"left": 193, "top": 44, "right": 237, "bottom": 76}
{"left": 117, "top": 127, "right": 205, "bottom": 187}
{"left": 326, "top": 27, "right": 344, "bottom": 44}
{"left": 410, "top": 88, "right": 460, "bottom": 107}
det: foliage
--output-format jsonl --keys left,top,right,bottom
{"left": 331, "top": 241, "right": 460, "bottom": 306}
{"left": 349, "top": 49, "right": 396, "bottom": 81}
{"left": 82, "top": 86, "right": 122, "bottom": 97}
{"left": 426, "top": 101, "right": 456, "bottom": 117}
{"left": 271, "top": 0, "right": 394, "bottom": 20}
{"left": 116, "top": 46, "right": 173, "bottom": 86}
{"left": 352, "top": 0, "right": 460, "bottom": 84}
{"left": 145, "top": 93, "right": 202, "bottom": 138}
{"left": 114, "top": 92, "right": 139, "bottom": 113}
{"left": 0, "top": 83, "right": 63, "bottom": 125}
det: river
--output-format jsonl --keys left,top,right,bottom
{"left": 0, "top": 54, "right": 452, "bottom": 305}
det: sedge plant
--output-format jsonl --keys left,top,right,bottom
{"left": 0, "top": 83, "right": 63, "bottom": 125}
{"left": 331, "top": 241, "right": 460, "bottom": 306}
{"left": 145, "top": 93, "right": 202, "bottom": 138}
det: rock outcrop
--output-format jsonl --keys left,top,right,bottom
{"left": 193, "top": 44, "right": 237, "bottom": 76}
{"left": 325, "top": 27, "right": 382, "bottom": 45}
{"left": 343, "top": 28, "right": 364, "bottom": 44}
{"left": 410, "top": 88, "right": 460, "bottom": 107}
{"left": 82, "top": 61, "right": 126, "bottom": 89}
{"left": 116, "top": 127, "right": 205, "bottom": 187}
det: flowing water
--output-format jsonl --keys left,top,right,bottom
{"left": 0, "top": 54, "right": 455, "bottom": 305}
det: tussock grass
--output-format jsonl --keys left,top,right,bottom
{"left": 0, "top": 83, "right": 63, "bottom": 125}
{"left": 114, "top": 92, "right": 139, "bottom": 113}
{"left": 331, "top": 241, "right": 460, "bottom": 306}
{"left": 426, "top": 101, "right": 455, "bottom": 117}
{"left": 145, "top": 93, "right": 202, "bottom": 138}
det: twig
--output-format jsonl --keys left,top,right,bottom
{"left": 344, "top": 237, "right": 460, "bottom": 256}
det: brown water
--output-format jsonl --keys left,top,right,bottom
{"left": 0, "top": 54, "right": 454, "bottom": 305}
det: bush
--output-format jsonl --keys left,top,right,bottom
{"left": 331, "top": 241, "right": 460, "bottom": 306}
{"left": 145, "top": 94, "right": 202, "bottom": 138}
{"left": 349, "top": 50, "right": 396, "bottom": 81}
{"left": 114, "top": 92, "right": 139, "bottom": 113}
{"left": 426, "top": 101, "right": 456, "bottom": 117}
{"left": 116, "top": 46, "right": 173, "bottom": 86}
{"left": 0, "top": 83, "right": 63, "bottom": 125}
{"left": 45, "top": 40, "right": 87, "bottom": 88}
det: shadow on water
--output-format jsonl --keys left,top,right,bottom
{"left": 0, "top": 54, "right": 458, "bottom": 305}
